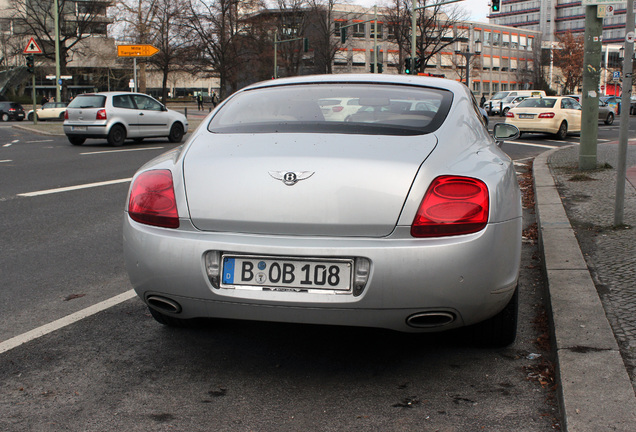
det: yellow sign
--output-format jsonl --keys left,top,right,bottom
{"left": 117, "top": 45, "right": 160, "bottom": 57}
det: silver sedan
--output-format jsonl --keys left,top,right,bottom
{"left": 123, "top": 75, "right": 522, "bottom": 346}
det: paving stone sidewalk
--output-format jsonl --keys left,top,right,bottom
{"left": 548, "top": 143, "right": 636, "bottom": 391}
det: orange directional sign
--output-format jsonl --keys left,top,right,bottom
{"left": 117, "top": 44, "right": 160, "bottom": 57}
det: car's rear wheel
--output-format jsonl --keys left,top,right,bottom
{"left": 59, "top": 112, "right": 65, "bottom": 120}
{"left": 502, "top": 107, "right": 509, "bottom": 116}
{"left": 1, "top": 113, "right": 9, "bottom": 122}
{"left": 168, "top": 122, "right": 184, "bottom": 143}
{"left": 470, "top": 287, "right": 518, "bottom": 347}
{"left": 555, "top": 121, "right": 568, "bottom": 140}
{"left": 148, "top": 306, "right": 197, "bottom": 328}
{"left": 68, "top": 136, "right": 86, "bottom": 146}
{"left": 27, "top": 113, "right": 33, "bottom": 121}
{"left": 107, "top": 124, "right": 126, "bottom": 146}
{"left": 605, "top": 112, "right": 614, "bottom": 125}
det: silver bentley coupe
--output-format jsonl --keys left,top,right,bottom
{"left": 124, "top": 74, "right": 522, "bottom": 346}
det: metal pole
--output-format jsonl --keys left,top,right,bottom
{"left": 54, "top": 0, "right": 61, "bottom": 102}
{"left": 411, "top": 0, "right": 416, "bottom": 74}
{"left": 579, "top": 5, "right": 603, "bottom": 170}
{"left": 32, "top": 69, "right": 37, "bottom": 125}
{"left": 374, "top": 6, "right": 378, "bottom": 74}
{"left": 274, "top": 33, "right": 278, "bottom": 79}
{"left": 134, "top": 57, "right": 138, "bottom": 92}
{"left": 615, "top": 0, "right": 635, "bottom": 225}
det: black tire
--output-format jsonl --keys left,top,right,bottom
{"left": 68, "top": 136, "right": 86, "bottom": 146}
{"left": 27, "top": 113, "right": 33, "bottom": 121}
{"left": 605, "top": 112, "right": 614, "bottom": 125}
{"left": 502, "top": 107, "right": 509, "bottom": 116}
{"left": 148, "top": 307, "right": 197, "bottom": 328}
{"left": 168, "top": 122, "right": 184, "bottom": 143}
{"left": 107, "top": 124, "right": 126, "bottom": 146}
{"left": 555, "top": 121, "right": 568, "bottom": 140}
{"left": 470, "top": 288, "right": 518, "bottom": 347}
{"left": 1, "top": 113, "right": 9, "bottom": 122}
{"left": 59, "top": 112, "right": 65, "bottom": 120}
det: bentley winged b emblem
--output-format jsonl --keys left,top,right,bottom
{"left": 269, "top": 171, "right": 315, "bottom": 186}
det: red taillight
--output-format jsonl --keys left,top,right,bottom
{"left": 332, "top": 106, "right": 344, "bottom": 112}
{"left": 96, "top": 109, "right": 107, "bottom": 120}
{"left": 505, "top": 112, "right": 514, "bottom": 118}
{"left": 64, "top": 110, "right": 68, "bottom": 120}
{"left": 411, "top": 176, "right": 489, "bottom": 238}
{"left": 9, "top": 108, "right": 15, "bottom": 112}
{"left": 128, "top": 170, "right": 179, "bottom": 229}
{"left": 538, "top": 112, "right": 555, "bottom": 118}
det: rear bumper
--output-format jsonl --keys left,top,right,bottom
{"left": 64, "top": 124, "right": 108, "bottom": 138}
{"left": 123, "top": 217, "right": 522, "bottom": 332}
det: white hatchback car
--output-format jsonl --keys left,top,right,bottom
{"left": 63, "top": 92, "right": 188, "bottom": 146}
{"left": 27, "top": 102, "right": 67, "bottom": 121}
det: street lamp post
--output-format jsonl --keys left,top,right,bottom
{"left": 455, "top": 40, "right": 482, "bottom": 92}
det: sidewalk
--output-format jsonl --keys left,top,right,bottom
{"left": 534, "top": 140, "right": 636, "bottom": 431}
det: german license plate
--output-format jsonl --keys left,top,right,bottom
{"left": 72, "top": 126, "right": 87, "bottom": 131}
{"left": 221, "top": 255, "right": 352, "bottom": 292}
{"left": 518, "top": 114, "right": 534, "bottom": 119}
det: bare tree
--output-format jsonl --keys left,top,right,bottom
{"left": 382, "top": 0, "right": 468, "bottom": 74}
{"left": 554, "top": 31, "right": 584, "bottom": 95}
{"left": 113, "top": 0, "right": 162, "bottom": 93}
{"left": 305, "top": 0, "right": 343, "bottom": 74}
{"left": 7, "top": 0, "right": 111, "bottom": 100}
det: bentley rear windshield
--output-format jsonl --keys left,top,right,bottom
{"left": 208, "top": 83, "right": 453, "bottom": 136}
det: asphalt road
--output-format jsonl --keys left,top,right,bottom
{"left": 0, "top": 118, "right": 627, "bottom": 431}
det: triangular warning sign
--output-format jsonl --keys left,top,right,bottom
{"left": 23, "top": 37, "right": 42, "bottom": 54}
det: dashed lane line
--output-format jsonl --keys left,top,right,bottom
{"left": 17, "top": 178, "right": 132, "bottom": 197}
{"left": 0, "top": 290, "right": 137, "bottom": 355}
{"left": 80, "top": 146, "right": 165, "bottom": 155}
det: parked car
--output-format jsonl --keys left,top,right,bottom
{"left": 630, "top": 96, "right": 636, "bottom": 115}
{"left": 600, "top": 96, "right": 620, "bottom": 115}
{"left": 491, "top": 96, "right": 528, "bottom": 116}
{"left": 485, "top": 90, "right": 546, "bottom": 114}
{"left": 27, "top": 101, "right": 67, "bottom": 121}
{"left": 123, "top": 74, "right": 522, "bottom": 346}
{"left": 0, "top": 101, "right": 25, "bottom": 122}
{"left": 63, "top": 92, "right": 188, "bottom": 146}
{"left": 563, "top": 95, "right": 614, "bottom": 125}
{"left": 505, "top": 96, "right": 581, "bottom": 139}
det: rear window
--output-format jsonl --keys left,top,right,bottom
{"left": 208, "top": 83, "right": 453, "bottom": 136}
{"left": 68, "top": 95, "right": 106, "bottom": 109}
{"left": 517, "top": 98, "right": 556, "bottom": 108}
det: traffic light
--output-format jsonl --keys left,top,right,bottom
{"left": 303, "top": 38, "right": 309, "bottom": 53}
{"left": 26, "top": 55, "right": 34, "bottom": 74}
{"left": 414, "top": 57, "right": 422, "bottom": 72}
{"left": 405, "top": 57, "right": 411, "bottom": 74}
{"left": 491, "top": 0, "right": 501, "bottom": 13}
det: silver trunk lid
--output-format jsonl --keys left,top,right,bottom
{"left": 183, "top": 133, "right": 437, "bottom": 237}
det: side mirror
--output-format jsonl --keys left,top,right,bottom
{"left": 493, "top": 123, "right": 520, "bottom": 146}
{"left": 161, "top": 105, "right": 168, "bottom": 112}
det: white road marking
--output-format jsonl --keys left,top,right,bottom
{"left": 0, "top": 159, "right": 12, "bottom": 163}
{"left": 80, "top": 146, "right": 164, "bottom": 155}
{"left": 0, "top": 290, "right": 137, "bottom": 354}
{"left": 506, "top": 141, "right": 560, "bottom": 149}
{"left": 26, "top": 139, "right": 54, "bottom": 143}
{"left": 18, "top": 177, "right": 132, "bottom": 197}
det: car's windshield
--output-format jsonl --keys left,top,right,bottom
{"left": 67, "top": 95, "right": 106, "bottom": 109}
{"left": 208, "top": 83, "right": 453, "bottom": 136}
{"left": 517, "top": 98, "right": 556, "bottom": 108}
{"left": 491, "top": 92, "right": 510, "bottom": 101}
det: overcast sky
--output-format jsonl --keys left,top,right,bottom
{"left": 356, "top": 0, "right": 490, "bottom": 23}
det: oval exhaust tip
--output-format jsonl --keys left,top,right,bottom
{"left": 406, "top": 312, "right": 455, "bottom": 328}
{"left": 147, "top": 295, "right": 182, "bottom": 314}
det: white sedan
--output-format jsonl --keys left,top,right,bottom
{"left": 27, "top": 102, "right": 68, "bottom": 121}
{"left": 505, "top": 97, "right": 581, "bottom": 139}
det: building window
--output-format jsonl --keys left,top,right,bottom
{"left": 493, "top": 83, "right": 499, "bottom": 92}
{"left": 483, "top": 82, "right": 490, "bottom": 93}
{"left": 352, "top": 23, "right": 365, "bottom": 38}
{"left": 369, "top": 23, "right": 383, "bottom": 39}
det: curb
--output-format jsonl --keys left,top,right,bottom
{"left": 534, "top": 148, "right": 636, "bottom": 431}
